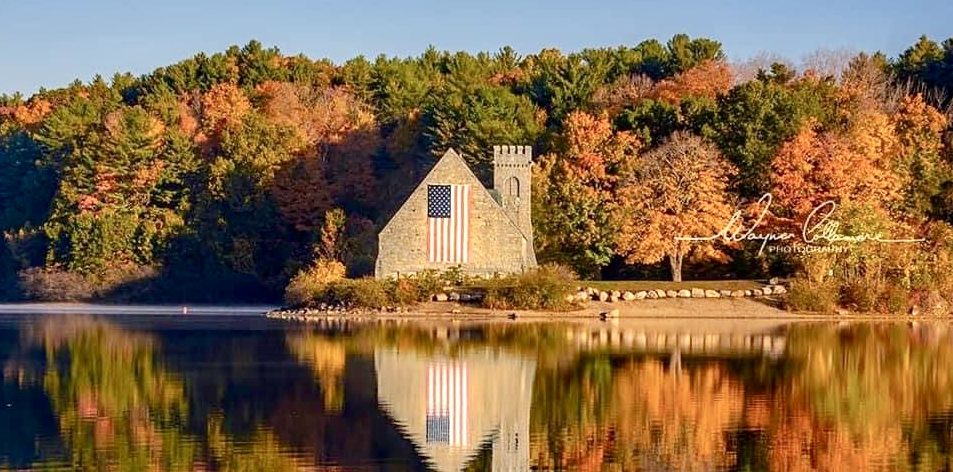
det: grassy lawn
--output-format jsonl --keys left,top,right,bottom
{"left": 582, "top": 280, "right": 765, "bottom": 291}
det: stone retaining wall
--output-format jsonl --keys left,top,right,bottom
{"left": 572, "top": 283, "right": 787, "bottom": 304}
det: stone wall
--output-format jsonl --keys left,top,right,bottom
{"left": 376, "top": 150, "right": 537, "bottom": 279}
{"left": 492, "top": 145, "right": 534, "bottom": 247}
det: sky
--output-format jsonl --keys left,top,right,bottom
{"left": 2, "top": 0, "right": 951, "bottom": 96}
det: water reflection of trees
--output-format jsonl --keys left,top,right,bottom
{"left": 286, "top": 332, "right": 346, "bottom": 412}
{"left": 531, "top": 323, "right": 953, "bottom": 471}
{"left": 20, "top": 316, "right": 318, "bottom": 471}
{"left": 4, "top": 317, "right": 952, "bottom": 471}
{"left": 761, "top": 323, "right": 953, "bottom": 471}
{"left": 32, "top": 316, "right": 198, "bottom": 470}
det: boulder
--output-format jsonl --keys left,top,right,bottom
{"left": 448, "top": 292, "right": 461, "bottom": 302}
{"left": 771, "top": 285, "right": 787, "bottom": 294}
{"left": 646, "top": 290, "right": 659, "bottom": 299}
{"left": 665, "top": 290, "right": 677, "bottom": 298}
{"left": 564, "top": 294, "right": 577, "bottom": 303}
{"left": 611, "top": 290, "right": 622, "bottom": 299}
{"left": 691, "top": 288, "right": 705, "bottom": 298}
{"left": 730, "top": 290, "right": 746, "bottom": 297}
{"left": 609, "top": 294, "right": 620, "bottom": 303}
{"left": 719, "top": 290, "right": 732, "bottom": 297}
{"left": 656, "top": 290, "right": 668, "bottom": 298}
{"left": 677, "top": 289, "right": 692, "bottom": 298}
{"left": 769, "top": 276, "right": 780, "bottom": 285}
{"left": 762, "top": 286, "right": 773, "bottom": 295}
{"left": 705, "top": 289, "right": 721, "bottom": 298}
{"left": 744, "top": 290, "right": 752, "bottom": 297}
{"left": 752, "top": 289, "right": 763, "bottom": 296}
{"left": 635, "top": 291, "right": 648, "bottom": 300}
{"left": 575, "top": 290, "right": 590, "bottom": 302}
{"left": 622, "top": 291, "right": 637, "bottom": 301}
{"left": 434, "top": 293, "right": 449, "bottom": 302}
{"left": 598, "top": 291, "right": 609, "bottom": 302}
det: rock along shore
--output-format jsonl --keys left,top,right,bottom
{"left": 266, "top": 279, "right": 792, "bottom": 322}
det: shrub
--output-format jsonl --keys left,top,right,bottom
{"left": 409, "top": 270, "right": 447, "bottom": 297}
{"left": 322, "top": 278, "right": 391, "bottom": 309}
{"left": 90, "top": 263, "right": 159, "bottom": 301}
{"left": 284, "top": 259, "right": 346, "bottom": 307}
{"left": 880, "top": 284, "right": 910, "bottom": 314}
{"left": 18, "top": 267, "right": 95, "bottom": 302}
{"left": 784, "top": 277, "right": 839, "bottom": 313}
{"left": 781, "top": 218, "right": 953, "bottom": 315}
{"left": 483, "top": 263, "right": 577, "bottom": 311}
{"left": 440, "top": 265, "right": 468, "bottom": 286}
{"left": 17, "top": 264, "right": 161, "bottom": 302}
{"left": 840, "top": 280, "right": 881, "bottom": 312}
{"left": 390, "top": 277, "right": 430, "bottom": 306}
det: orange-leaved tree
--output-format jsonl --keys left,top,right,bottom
{"left": 652, "top": 59, "right": 733, "bottom": 105}
{"left": 535, "top": 111, "right": 641, "bottom": 277}
{"left": 616, "top": 131, "right": 736, "bottom": 281}
{"left": 771, "top": 114, "right": 904, "bottom": 218}
{"left": 200, "top": 82, "right": 251, "bottom": 136}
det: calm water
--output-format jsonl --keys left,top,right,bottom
{"left": 0, "top": 312, "right": 950, "bottom": 471}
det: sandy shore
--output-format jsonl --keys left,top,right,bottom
{"left": 389, "top": 298, "right": 803, "bottom": 319}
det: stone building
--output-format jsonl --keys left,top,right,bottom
{"left": 375, "top": 146, "right": 537, "bottom": 278}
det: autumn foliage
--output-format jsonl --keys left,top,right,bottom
{"left": 535, "top": 111, "right": 641, "bottom": 276}
{"left": 652, "top": 59, "right": 733, "bottom": 105}
{"left": 617, "top": 131, "right": 737, "bottom": 281}
{"left": 1, "top": 35, "right": 952, "bottom": 301}
{"left": 771, "top": 118, "right": 901, "bottom": 216}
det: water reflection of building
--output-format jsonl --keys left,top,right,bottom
{"left": 375, "top": 348, "right": 535, "bottom": 472}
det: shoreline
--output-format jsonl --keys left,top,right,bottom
{"left": 0, "top": 300, "right": 946, "bottom": 323}
{"left": 266, "top": 299, "right": 951, "bottom": 323}
{"left": 0, "top": 303, "right": 278, "bottom": 316}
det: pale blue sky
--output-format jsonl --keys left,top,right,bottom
{"left": 2, "top": 0, "right": 951, "bottom": 95}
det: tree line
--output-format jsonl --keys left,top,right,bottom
{"left": 1, "top": 35, "right": 952, "bottom": 302}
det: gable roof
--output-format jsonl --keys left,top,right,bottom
{"left": 379, "top": 148, "right": 527, "bottom": 239}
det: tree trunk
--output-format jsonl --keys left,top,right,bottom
{"left": 669, "top": 252, "right": 683, "bottom": 282}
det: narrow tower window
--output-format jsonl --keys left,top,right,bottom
{"left": 508, "top": 176, "right": 520, "bottom": 198}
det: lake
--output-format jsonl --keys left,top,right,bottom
{"left": 0, "top": 310, "right": 950, "bottom": 471}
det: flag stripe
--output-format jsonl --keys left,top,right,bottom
{"left": 462, "top": 186, "right": 469, "bottom": 262}
{"left": 427, "top": 184, "right": 470, "bottom": 263}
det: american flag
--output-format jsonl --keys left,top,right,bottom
{"left": 426, "top": 362, "right": 469, "bottom": 446}
{"left": 427, "top": 184, "right": 470, "bottom": 263}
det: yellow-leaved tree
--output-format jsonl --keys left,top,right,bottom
{"left": 616, "top": 131, "right": 736, "bottom": 281}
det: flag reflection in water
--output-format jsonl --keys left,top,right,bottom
{"left": 426, "top": 362, "right": 468, "bottom": 446}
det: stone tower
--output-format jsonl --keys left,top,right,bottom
{"left": 493, "top": 145, "right": 533, "bottom": 245}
